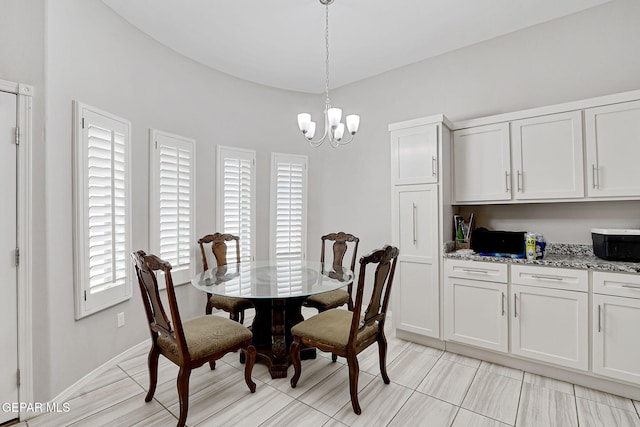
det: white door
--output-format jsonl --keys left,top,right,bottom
{"left": 453, "top": 123, "right": 511, "bottom": 203}
{"left": 511, "top": 111, "right": 584, "bottom": 200}
{"left": 585, "top": 100, "right": 640, "bottom": 197}
{"left": 511, "top": 285, "right": 588, "bottom": 371}
{"left": 0, "top": 90, "right": 18, "bottom": 423}
{"left": 593, "top": 294, "right": 640, "bottom": 385}
{"left": 444, "top": 277, "right": 508, "bottom": 352}
{"left": 393, "top": 185, "right": 439, "bottom": 338}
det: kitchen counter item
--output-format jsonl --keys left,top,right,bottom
{"left": 592, "top": 228, "right": 640, "bottom": 262}
{"left": 471, "top": 228, "right": 526, "bottom": 257}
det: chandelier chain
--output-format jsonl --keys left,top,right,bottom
{"left": 325, "top": 2, "right": 330, "bottom": 106}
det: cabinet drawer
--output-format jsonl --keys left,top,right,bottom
{"left": 593, "top": 271, "right": 640, "bottom": 299}
{"left": 445, "top": 259, "right": 508, "bottom": 283}
{"left": 511, "top": 265, "right": 587, "bottom": 292}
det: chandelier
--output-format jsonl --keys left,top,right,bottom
{"left": 296, "top": 0, "right": 360, "bottom": 148}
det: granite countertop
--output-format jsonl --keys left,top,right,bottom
{"left": 443, "top": 242, "right": 640, "bottom": 274}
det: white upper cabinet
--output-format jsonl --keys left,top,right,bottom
{"left": 453, "top": 123, "right": 511, "bottom": 203}
{"left": 452, "top": 89, "right": 640, "bottom": 204}
{"left": 585, "top": 100, "right": 640, "bottom": 198}
{"left": 391, "top": 123, "right": 439, "bottom": 185}
{"left": 510, "top": 111, "right": 584, "bottom": 200}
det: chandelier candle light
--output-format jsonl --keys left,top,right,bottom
{"left": 297, "top": 0, "right": 360, "bottom": 148}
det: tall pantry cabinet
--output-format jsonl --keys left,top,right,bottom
{"left": 389, "top": 115, "right": 452, "bottom": 343}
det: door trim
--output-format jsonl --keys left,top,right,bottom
{"left": 0, "top": 79, "right": 34, "bottom": 421}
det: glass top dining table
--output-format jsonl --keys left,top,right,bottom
{"left": 190, "top": 259, "right": 354, "bottom": 378}
{"left": 190, "top": 260, "right": 354, "bottom": 298}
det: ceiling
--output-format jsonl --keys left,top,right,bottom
{"left": 102, "top": 0, "right": 610, "bottom": 94}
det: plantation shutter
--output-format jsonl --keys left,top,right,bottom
{"left": 150, "top": 130, "right": 195, "bottom": 285}
{"left": 87, "top": 122, "right": 127, "bottom": 292}
{"left": 73, "top": 102, "right": 132, "bottom": 318}
{"left": 217, "top": 146, "right": 256, "bottom": 264}
{"left": 270, "top": 154, "right": 307, "bottom": 260}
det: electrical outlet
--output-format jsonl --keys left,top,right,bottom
{"left": 117, "top": 312, "right": 125, "bottom": 328}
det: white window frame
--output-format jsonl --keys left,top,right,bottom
{"left": 216, "top": 145, "right": 256, "bottom": 263}
{"left": 270, "top": 153, "right": 308, "bottom": 260}
{"left": 149, "top": 129, "right": 196, "bottom": 286}
{"left": 73, "top": 101, "right": 132, "bottom": 319}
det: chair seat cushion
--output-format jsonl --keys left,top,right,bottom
{"left": 210, "top": 295, "right": 253, "bottom": 313}
{"left": 304, "top": 289, "right": 349, "bottom": 310}
{"left": 291, "top": 309, "right": 378, "bottom": 349}
{"left": 158, "top": 315, "right": 252, "bottom": 360}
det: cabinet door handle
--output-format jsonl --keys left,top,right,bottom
{"left": 412, "top": 203, "right": 417, "bottom": 245}
{"left": 514, "top": 294, "right": 518, "bottom": 318}
{"left": 530, "top": 274, "right": 563, "bottom": 281}
{"left": 461, "top": 268, "right": 489, "bottom": 274}
{"left": 432, "top": 156, "right": 437, "bottom": 177}
{"left": 622, "top": 284, "right": 640, "bottom": 289}
{"left": 501, "top": 292, "right": 505, "bottom": 316}
{"left": 598, "top": 304, "right": 602, "bottom": 333}
{"left": 505, "top": 171, "right": 510, "bottom": 192}
{"left": 592, "top": 164, "right": 599, "bottom": 189}
{"left": 517, "top": 170, "right": 522, "bottom": 192}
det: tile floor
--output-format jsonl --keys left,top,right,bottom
{"left": 20, "top": 309, "right": 640, "bottom": 426}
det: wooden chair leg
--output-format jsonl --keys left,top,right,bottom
{"left": 208, "top": 360, "right": 216, "bottom": 370}
{"left": 145, "top": 347, "right": 160, "bottom": 402}
{"left": 290, "top": 336, "right": 302, "bottom": 388}
{"left": 346, "top": 353, "right": 362, "bottom": 415}
{"left": 378, "top": 332, "right": 390, "bottom": 384}
{"left": 205, "top": 295, "right": 213, "bottom": 315}
{"left": 243, "top": 345, "right": 257, "bottom": 393}
{"left": 331, "top": 353, "right": 338, "bottom": 362}
{"left": 176, "top": 366, "right": 191, "bottom": 427}
{"left": 239, "top": 309, "right": 245, "bottom": 324}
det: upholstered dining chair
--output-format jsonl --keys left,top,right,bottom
{"left": 131, "top": 250, "right": 256, "bottom": 427}
{"left": 290, "top": 245, "right": 399, "bottom": 415}
{"left": 304, "top": 232, "right": 360, "bottom": 312}
{"left": 198, "top": 233, "right": 253, "bottom": 324}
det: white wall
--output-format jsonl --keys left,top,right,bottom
{"left": 315, "top": 0, "right": 640, "bottom": 250}
{"left": 42, "top": 0, "right": 319, "bottom": 400}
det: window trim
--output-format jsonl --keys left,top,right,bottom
{"left": 216, "top": 145, "right": 257, "bottom": 263}
{"left": 149, "top": 129, "right": 196, "bottom": 286}
{"left": 73, "top": 101, "right": 132, "bottom": 319}
{"left": 269, "top": 153, "right": 308, "bottom": 260}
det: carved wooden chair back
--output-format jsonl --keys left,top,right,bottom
{"left": 198, "top": 233, "right": 241, "bottom": 271}
{"left": 321, "top": 232, "right": 359, "bottom": 272}
{"left": 350, "top": 245, "right": 399, "bottom": 345}
{"left": 131, "top": 250, "right": 188, "bottom": 361}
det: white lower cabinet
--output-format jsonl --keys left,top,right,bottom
{"left": 511, "top": 284, "right": 588, "bottom": 370}
{"left": 510, "top": 265, "right": 588, "bottom": 370}
{"left": 445, "top": 261, "right": 589, "bottom": 371}
{"left": 592, "top": 272, "right": 640, "bottom": 385}
{"left": 444, "top": 259, "right": 508, "bottom": 352}
{"left": 396, "top": 261, "right": 439, "bottom": 337}
{"left": 444, "top": 276, "right": 508, "bottom": 352}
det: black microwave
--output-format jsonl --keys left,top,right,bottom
{"left": 471, "top": 228, "right": 526, "bottom": 256}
